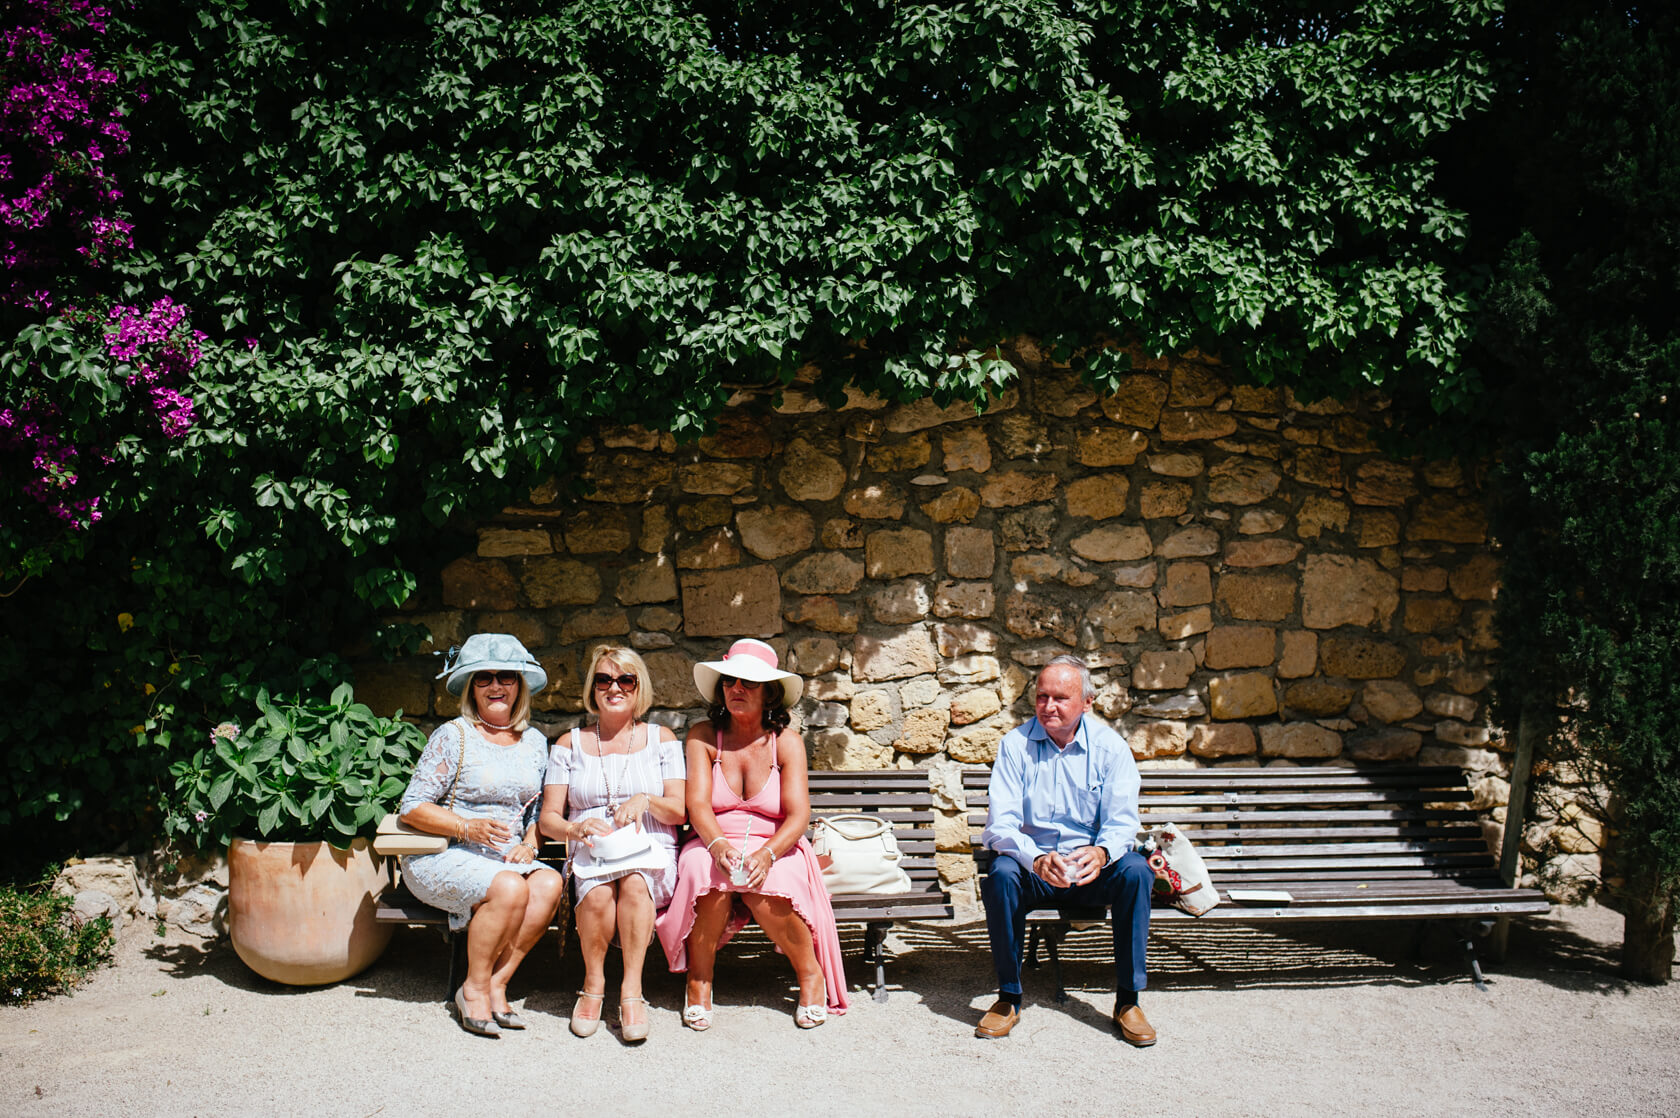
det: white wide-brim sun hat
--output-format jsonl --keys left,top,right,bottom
{"left": 438, "top": 633, "right": 548, "bottom": 696}
{"left": 691, "top": 638, "right": 803, "bottom": 707}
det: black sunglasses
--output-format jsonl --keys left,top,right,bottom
{"left": 719, "top": 675, "right": 762, "bottom": 690}
{"left": 592, "top": 672, "right": 638, "bottom": 691}
{"left": 472, "top": 671, "right": 521, "bottom": 687}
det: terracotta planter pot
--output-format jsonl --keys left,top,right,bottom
{"left": 227, "top": 837, "right": 393, "bottom": 986}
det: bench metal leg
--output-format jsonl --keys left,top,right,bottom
{"left": 1457, "top": 919, "right": 1495, "bottom": 992}
{"left": 444, "top": 928, "right": 467, "bottom": 1001}
{"left": 862, "top": 923, "right": 890, "bottom": 1003}
{"left": 1025, "top": 925, "right": 1042, "bottom": 969}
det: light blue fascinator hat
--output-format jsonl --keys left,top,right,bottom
{"left": 438, "top": 633, "right": 547, "bottom": 696}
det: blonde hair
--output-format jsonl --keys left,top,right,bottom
{"left": 582, "top": 645, "right": 654, "bottom": 719}
{"left": 459, "top": 673, "right": 533, "bottom": 733}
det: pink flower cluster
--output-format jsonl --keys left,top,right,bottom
{"left": 0, "top": 398, "right": 100, "bottom": 525}
{"left": 103, "top": 297, "right": 202, "bottom": 438}
{"left": 0, "top": 1, "right": 131, "bottom": 298}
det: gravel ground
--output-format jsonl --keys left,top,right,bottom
{"left": 2, "top": 900, "right": 1676, "bottom": 1117}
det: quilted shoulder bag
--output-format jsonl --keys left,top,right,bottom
{"left": 1138, "top": 821, "right": 1221, "bottom": 916}
{"left": 811, "top": 813, "right": 914, "bottom": 896}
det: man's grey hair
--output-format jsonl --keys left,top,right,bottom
{"left": 1040, "top": 654, "right": 1095, "bottom": 701}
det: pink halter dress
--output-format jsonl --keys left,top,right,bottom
{"left": 654, "top": 736, "right": 849, "bottom": 1014}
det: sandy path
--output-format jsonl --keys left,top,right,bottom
{"left": 2, "top": 901, "right": 1675, "bottom": 1117}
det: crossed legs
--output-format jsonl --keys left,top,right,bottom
{"left": 461, "top": 867, "right": 564, "bottom": 1020}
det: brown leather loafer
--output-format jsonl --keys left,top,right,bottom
{"left": 974, "top": 1000, "right": 1021, "bottom": 1039}
{"left": 1114, "top": 1004, "right": 1156, "bottom": 1047}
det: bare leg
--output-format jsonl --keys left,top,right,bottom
{"left": 573, "top": 881, "right": 617, "bottom": 1024}
{"left": 684, "top": 889, "right": 735, "bottom": 1009}
{"left": 615, "top": 872, "right": 656, "bottom": 1029}
{"left": 744, "top": 892, "right": 824, "bottom": 1007}
{"left": 462, "top": 872, "right": 528, "bottom": 1019}
{"left": 488, "top": 868, "right": 564, "bottom": 1013}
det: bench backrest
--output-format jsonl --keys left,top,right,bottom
{"left": 963, "top": 765, "right": 1503, "bottom": 886}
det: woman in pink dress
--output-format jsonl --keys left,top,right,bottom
{"left": 655, "top": 639, "right": 848, "bottom": 1030}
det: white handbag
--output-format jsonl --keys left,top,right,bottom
{"left": 811, "top": 813, "right": 913, "bottom": 896}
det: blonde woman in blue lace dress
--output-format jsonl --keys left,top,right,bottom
{"left": 398, "top": 634, "right": 565, "bottom": 1037}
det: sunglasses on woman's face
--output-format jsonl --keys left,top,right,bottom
{"left": 592, "top": 672, "right": 638, "bottom": 691}
{"left": 719, "top": 675, "right": 762, "bottom": 690}
{"left": 473, "top": 671, "right": 521, "bottom": 688}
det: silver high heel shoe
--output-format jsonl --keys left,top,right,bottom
{"left": 451, "top": 986, "right": 501, "bottom": 1038}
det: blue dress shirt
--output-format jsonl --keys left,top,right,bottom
{"left": 981, "top": 712, "right": 1141, "bottom": 872}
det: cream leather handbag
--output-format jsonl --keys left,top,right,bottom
{"left": 811, "top": 814, "right": 913, "bottom": 895}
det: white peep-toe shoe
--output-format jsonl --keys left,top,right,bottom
{"left": 682, "top": 998, "right": 714, "bottom": 1032}
{"left": 794, "top": 1002, "right": 827, "bottom": 1029}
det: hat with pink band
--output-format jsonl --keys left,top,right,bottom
{"left": 692, "top": 638, "right": 804, "bottom": 707}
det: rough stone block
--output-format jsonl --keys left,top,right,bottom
{"left": 935, "top": 622, "right": 999, "bottom": 657}
{"left": 1356, "top": 512, "right": 1400, "bottom": 548}
{"left": 1205, "top": 626, "right": 1276, "bottom": 669}
{"left": 1402, "top": 565, "right": 1450, "bottom": 592}
{"left": 682, "top": 564, "right": 783, "bottom": 637}
{"left": 1158, "top": 606, "right": 1213, "bottom": 639}
{"left": 1258, "top": 722, "right": 1343, "bottom": 759}
{"left": 950, "top": 689, "right": 1002, "bottom": 726}
{"left": 1071, "top": 524, "right": 1153, "bottom": 563}
{"left": 822, "top": 518, "right": 865, "bottom": 549}
{"left": 1449, "top": 554, "right": 1500, "bottom": 601}
{"left": 643, "top": 649, "right": 700, "bottom": 708}
{"left": 478, "top": 611, "right": 549, "bottom": 654}
{"left": 737, "top": 505, "right": 816, "bottom": 559}
{"left": 1296, "top": 495, "right": 1350, "bottom": 539}
{"left": 1301, "top": 555, "right": 1398, "bottom": 630}
{"left": 1131, "top": 690, "right": 1207, "bottom": 719}
{"left": 1210, "top": 672, "right": 1278, "bottom": 719}
{"left": 697, "top": 411, "right": 775, "bottom": 459}
{"left": 922, "top": 486, "right": 981, "bottom": 524}
{"left": 1425, "top": 692, "right": 1478, "bottom": 721}
{"left": 1351, "top": 459, "right": 1416, "bottom": 507}
{"left": 582, "top": 452, "right": 673, "bottom": 504}
{"left": 850, "top": 690, "right": 896, "bottom": 733}
{"left": 783, "top": 595, "right": 858, "bottom": 634}
{"left": 782, "top": 552, "right": 866, "bottom": 595}
{"left": 853, "top": 630, "right": 939, "bottom": 681}
{"left": 1224, "top": 539, "right": 1303, "bottom": 568}
{"left": 1188, "top": 723, "right": 1258, "bottom": 759}
{"left": 779, "top": 437, "right": 846, "bottom": 501}
{"left": 1005, "top": 590, "right": 1076, "bottom": 645}
{"left": 1207, "top": 457, "right": 1282, "bottom": 505}
{"left": 869, "top": 580, "right": 932, "bottom": 624}
{"left": 1065, "top": 475, "right": 1129, "bottom": 520}
{"left": 1128, "top": 721, "right": 1189, "bottom": 759}
{"left": 676, "top": 529, "right": 741, "bottom": 570}
{"left": 1158, "top": 525, "right": 1220, "bottom": 558}
{"left": 679, "top": 497, "right": 732, "bottom": 531}
{"left": 843, "top": 483, "right": 907, "bottom": 520}
{"left": 1147, "top": 452, "right": 1204, "bottom": 477}
{"left": 1238, "top": 508, "right": 1289, "bottom": 535}
{"left": 1408, "top": 495, "right": 1488, "bottom": 543}
{"left": 982, "top": 470, "right": 1060, "bottom": 508}
{"left": 1133, "top": 650, "right": 1197, "bottom": 690}
{"left": 866, "top": 528, "right": 936, "bottom": 578}
{"left": 1169, "top": 362, "right": 1228, "bottom": 406}
{"left": 942, "top": 427, "right": 992, "bottom": 473}
{"left": 477, "top": 528, "right": 554, "bottom": 557}
{"left": 1159, "top": 561, "right": 1213, "bottom": 607}
{"left": 1089, "top": 591, "right": 1157, "bottom": 643}
{"left": 939, "top": 654, "right": 1001, "bottom": 685}
{"left": 1076, "top": 427, "right": 1150, "bottom": 466}
{"left": 1099, "top": 374, "right": 1169, "bottom": 427}
{"left": 999, "top": 506, "right": 1058, "bottom": 551}
{"left": 925, "top": 580, "right": 992, "bottom": 621}
{"left": 564, "top": 509, "right": 633, "bottom": 554}
{"left": 1159, "top": 409, "right": 1237, "bottom": 442}
{"left": 945, "top": 526, "right": 996, "bottom": 579}
{"left": 1404, "top": 597, "right": 1463, "bottom": 633}
{"left": 1284, "top": 679, "right": 1355, "bottom": 717}
{"left": 1345, "top": 727, "right": 1423, "bottom": 762}
{"left": 679, "top": 461, "right": 753, "bottom": 495}
{"left": 1012, "top": 554, "right": 1097, "bottom": 587}
{"left": 521, "top": 557, "right": 602, "bottom": 609}
{"left": 1216, "top": 572, "right": 1296, "bottom": 622}
{"left": 1362, "top": 680, "right": 1423, "bottom": 723}
{"left": 441, "top": 557, "right": 519, "bottom": 610}
{"left": 791, "top": 637, "right": 842, "bottom": 676}
{"left": 560, "top": 607, "right": 631, "bottom": 644}
{"left": 808, "top": 728, "right": 892, "bottom": 771}
{"left": 894, "top": 707, "right": 951, "bottom": 754}
{"left": 1319, "top": 635, "right": 1406, "bottom": 679}
{"left": 1277, "top": 630, "right": 1318, "bottom": 678}
{"left": 868, "top": 433, "right": 931, "bottom": 472}
{"left": 1139, "top": 481, "right": 1192, "bottom": 519}
{"left": 887, "top": 393, "right": 1015, "bottom": 434}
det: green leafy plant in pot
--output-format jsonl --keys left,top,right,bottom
{"left": 167, "top": 683, "right": 427, "bottom": 986}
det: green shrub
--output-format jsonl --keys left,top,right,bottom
{"left": 0, "top": 870, "right": 115, "bottom": 1005}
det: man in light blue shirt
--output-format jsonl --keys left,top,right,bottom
{"left": 975, "top": 654, "right": 1156, "bottom": 1046}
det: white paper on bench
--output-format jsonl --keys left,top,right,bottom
{"left": 1227, "top": 889, "right": 1294, "bottom": 903}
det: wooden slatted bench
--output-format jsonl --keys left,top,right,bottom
{"left": 374, "top": 770, "right": 952, "bottom": 1002}
{"left": 964, "top": 764, "right": 1550, "bottom": 995}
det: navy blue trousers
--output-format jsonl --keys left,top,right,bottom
{"left": 981, "top": 851, "right": 1153, "bottom": 998}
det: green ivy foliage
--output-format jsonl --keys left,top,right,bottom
{"left": 2, "top": 1, "right": 1498, "bottom": 852}
{"left": 1475, "top": 3, "right": 1680, "bottom": 978}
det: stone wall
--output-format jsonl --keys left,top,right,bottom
{"left": 354, "top": 350, "right": 1516, "bottom": 907}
